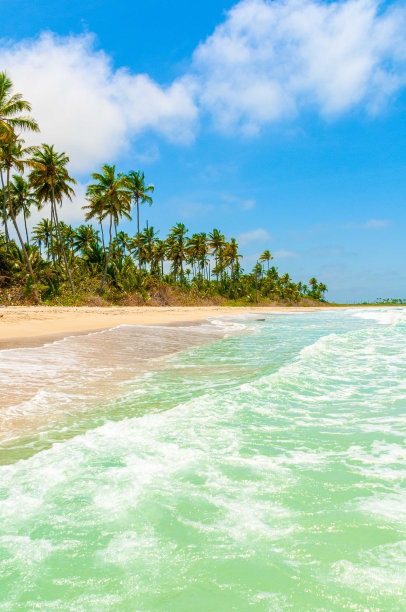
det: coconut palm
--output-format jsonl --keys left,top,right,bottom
{"left": 141, "top": 224, "right": 159, "bottom": 271}
{"left": 9, "top": 174, "right": 38, "bottom": 243}
{"left": 208, "top": 228, "right": 225, "bottom": 285}
{"left": 187, "top": 232, "right": 209, "bottom": 279}
{"left": 115, "top": 231, "right": 130, "bottom": 256}
{"left": 167, "top": 222, "right": 188, "bottom": 283}
{"left": 0, "top": 161, "right": 10, "bottom": 245}
{"left": 125, "top": 171, "right": 154, "bottom": 278}
{"left": 29, "top": 144, "right": 76, "bottom": 292}
{"left": 59, "top": 222, "right": 76, "bottom": 257}
{"left": 224, "top": 238, "right": 242, "bottom": 297}
{"left": 0, "top": 72, "right": 39, "bottom": 140}
{"left": 224, "top": 238, "right": 241, "bottom": 276}
{"left": 0, "top": 133, "right": 39, "bottom": 300}
{"left": 32, "top": 218, "right": 52, "bottom": 258}
{"left": 259, "top": 249, "right": 273, "bottom": 272}
{"left": 152, "top": 239, "right": 166, "bottom": 277}
{"left": 84, "top": 164, "right": 131, "bottom": 294}
{"left": 73, "top": 224, "right": 99, "bottom": 254}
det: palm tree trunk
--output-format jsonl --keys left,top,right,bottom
{"left": 23, "top": 208, "right": 29, "bottom": 244}
{"left": 146, "top": 221, "right": 152, "bottom": 273}
{"left": 51, "top": 188, "right": 74, "bottom": 294}
{"left": 99, "top": 217, "right": 105, "bottom": 248}
{"left": 51, "top": 204, "right": 62, "bottom": 262}
{"left": 137, "top": 197, "right": 142, "bottom": 280}
{"left": 99, "top": 214, "right": 113, "bottom": 295}
{"left": 6, "top": 168, "right": 39, "bottom": 303}
{"left": 48, "top": 204, "right": 59, "bottom": 278}
{"left": 0, "top": 169, "right": 10, "bottom": 251}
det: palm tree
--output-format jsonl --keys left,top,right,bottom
{"left": 73, "top": 224, "right": 99, "bottom": 254}
{"left": 84, "top": 164, "right": 131, "bottom": 294}
{"left": 259, "top": 249, "right": 273, "bottom": 273}
{"left": 208, "top": 228, "right": 225, "bottom": 286}
{"left": 0, "top": 72, "right": 39, "bottom": 140}
{"left": 308, "top": 277, "right": 318, "bottom": 297}
{"left": 0, "top": 132, "right": 39, "bottom": 301}
{"left": 318, "top": 282, "right": 327, "bottom": 297}
{"left": 167, "top": 222, "right": 188, "bottom": 283}
{"left": 224, "top": 238, "right": 242, "bottom": 297}
{"left": 125, "top": 171, "right": 154, "bottom": 279}
{"left": 32, "top": 218, "right": 52, "bottom": 258}
{"left": 29, "top": 144, "right": 76, "bottom": 293}
{"left": 142, "top": 223, "right": 158, "bottom": 272}
{"left": 0, "top": 161, "right": 10, "bottom": 245}
{"left": 115, "top": 231, "right": 130, "bottom": 256}
{"left": 9, "top": 174, "right": 37, "bottom": 243}
{"left": 59, "top": 222, "right": 76, "bottom": 258}
{"left": 153, "top": 238, "right": 166, "bottom": 277}
{"left": 187, "top": 232, "right": 209, "bottom": 279}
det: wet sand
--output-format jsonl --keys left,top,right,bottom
{"left": 0, "top": 305, "right": 340, "bottom": 349}
{"left": 0, "top": 321, "right": 228, "bottom": 444}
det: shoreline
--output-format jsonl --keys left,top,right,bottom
{"left": 0, "top": 304, "right": 379, "bottom": 350}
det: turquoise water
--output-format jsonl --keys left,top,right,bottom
{"left": 0, "top": 309, "right": 405, "bottom": 610}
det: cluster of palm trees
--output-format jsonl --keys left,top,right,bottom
{"left": 0, "top": 71, "right": 327, "bottom": 304}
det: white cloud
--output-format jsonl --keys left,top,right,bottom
{"left": 175, "top": 201, "right": 214, "bottom": 218}
{"left": 0, "top": 33, "right": 197, "bottom": 174}
{"left": 1, "top": 0, "right": 406, "bottom": 169}
{"left": 363, "top": 218, "right": 391, "bottom": 228}
{"left": 274, "top": 249, "right": 299, "bottom": 258}
{"left": 222, "top": 194, "right": 256, "bottom": 211}
{"left": 238, "top": 228, "right": 271, "bottom": 245}
{"left": 239, "top": 198, "right": 256, "bottom": 211}
{"left": 192, "top": 0, "right": 406, "bottom": 132}
{"left": 347, "top": 218, "right": 392, "bottom": 229}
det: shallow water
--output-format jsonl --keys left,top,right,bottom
{"left": 0, "top": 309, "right": 405, "bottom": 610}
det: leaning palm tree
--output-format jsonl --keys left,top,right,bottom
{"left": 84, "top": 164, "right": 131, "bottom": 294}
{"left": 0, "top": 72, "right": 39, "bottom": 140}
{"left": 0, "top": 160, "right": 10, "bottom": 245}
{"left": 125, "top": 171, "right": 154, "bottom": 279}
{"left": 29, "top": 144, "right": 76, "bottom": 293}
{"left": 0, "top": 73, "right": 38, "bottom": 248}
{"left": 0, "top": 132, "right": 39, "bottom": 301}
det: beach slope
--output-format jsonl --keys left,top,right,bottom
{"left": 0, "top": 305, "right": 337, "bottom": 348}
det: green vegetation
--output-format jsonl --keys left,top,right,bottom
{"left": 0, "top": 72, "right": 328, "bottom": 306}
{"left": 367, "top": 298, "right": 406, "bottom": 305}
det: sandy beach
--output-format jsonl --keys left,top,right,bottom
{"left": 0, "top": 305, "right": 343, "bottom": 349}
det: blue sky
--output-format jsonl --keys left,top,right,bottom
{"left": 1, "top": 0, "right": 406, "bottom": 302}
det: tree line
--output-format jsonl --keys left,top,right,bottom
{"left": 0, "top": 72, "right": 327, "bottom": 305}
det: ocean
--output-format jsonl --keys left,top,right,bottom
{"left": 0, "top": 308, "right": 405, "bottom": 610}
